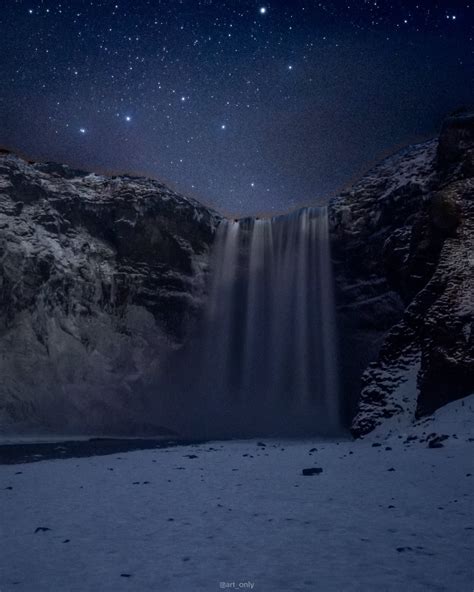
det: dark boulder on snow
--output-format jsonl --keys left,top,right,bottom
{"left": 302, "top": 468, "right": 323, "bottom": 476}
{"left": 427, "top": 434, "right": 449, "bottom": 448}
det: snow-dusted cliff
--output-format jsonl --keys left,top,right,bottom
{"left": 0, "top": 152, "right": 220, "bottom": 435}
{"left": 0, "top": 111, "right": 472, "bottom": 438}
{"left": 330, "top": 110, "right": 474, "bottom": 436}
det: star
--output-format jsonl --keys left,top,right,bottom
{"left": 3, "top": 0, "right": 470, "bottom": 217}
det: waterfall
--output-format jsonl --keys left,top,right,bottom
{"left": 158, "top": 206, "right": 341, "bottom": 438}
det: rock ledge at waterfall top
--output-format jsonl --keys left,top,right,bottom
{"left": 330, "top": 110, "right": 474, "bottom": 437}
{"left": 0, "top": 152, "right": 221, "bottom": 435}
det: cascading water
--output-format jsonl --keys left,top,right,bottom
{"left": 158, "top": 206, "right": 341, "bottom": 438}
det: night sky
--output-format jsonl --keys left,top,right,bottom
{"left": 1, "top": 1, "right": 473, "bottom": 215}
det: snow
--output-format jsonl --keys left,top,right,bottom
{"left": 353, "top": 139, "right": 438, "bottom": 202}
{"left": 1, "top": 398, "right": 473, "bottom": 592}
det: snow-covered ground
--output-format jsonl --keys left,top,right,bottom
{"left": 1, "top": 397, "right": 473, "bottom": 592}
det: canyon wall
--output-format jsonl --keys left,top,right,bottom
{"left": 0, "top": 111, "right": 472, "bottom": 436}
{"left": 0, "top": 152, "right": 220, "bottom": 435}
{"left": 330, "top": 111, "right": 473, "bottom": 435}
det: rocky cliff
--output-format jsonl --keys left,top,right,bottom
{"left": 0, "top": 152, "right": 220, "bottom": 435}
{"left": 0, "top": 111, "right": 472, "bottom": 438}
{"left": 330, "top": 111, "right": 473, "bottom": 436}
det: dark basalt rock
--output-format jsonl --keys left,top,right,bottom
{"left": 0, "top": 155, "right": 220, "bottom": 435}
{"left": 331, "top": 110, "right": 474, "bottom": 437}
{"left": 330, "top": 138, "right": 438, "bottom": 424}
{"left": 437, "top": 110, "right": 474, "bottom": 173}
{"left": 430, "top": 190, "right": 461, "bottom": 235}
{"left": 427, "top": 435, "right": 449, "bottom": 449}
{"left": 302, "top": 467, "right": 323, "bottom": 476}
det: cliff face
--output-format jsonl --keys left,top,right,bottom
{"left": 0, "top": 153, "right": 220, "bottom": 435}
{"left": 0, "top": 112, "right": 472, "bottom": 438}
{"left": 330, "top": 111, "right": 473, "bottom": 436}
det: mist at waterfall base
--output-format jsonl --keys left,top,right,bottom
{"left": 155, "top": 207, "right": 342, "bottom": 439}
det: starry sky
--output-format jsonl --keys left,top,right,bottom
{"left": 0, "top": 1, "right": 473, "bottom": 215}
